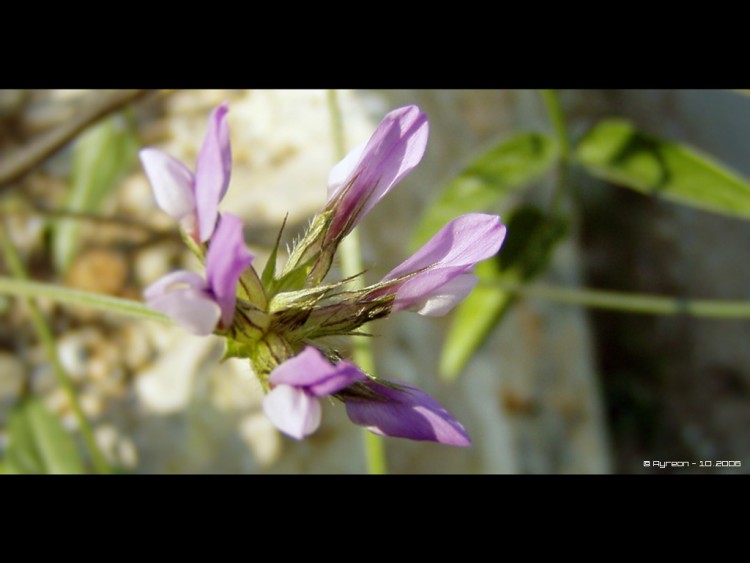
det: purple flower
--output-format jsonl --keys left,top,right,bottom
{"left": 262, "top": 346, "right": 471, "bottom": 447}
{"left": 144, "top": 213, "right": 253, "bottom": 335}
{"left": 325, "top": 105, "right": 429, "bottom": 243}
{"left": 139, "top": 102, "right": 231, "bottom": 243}
{"left": 262, "top": 346, "right": 366, "bottom": 440}
{"left": 344, "top": 380, "right": 471, "bottom": 447}
{"left": 376, "top": 213, "right": 506, "bottom": 316}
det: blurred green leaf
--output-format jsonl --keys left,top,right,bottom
{"left": 5, "top": 397, "right": 86, "bottom": 474}
{"left": 440, "top": 206, "right": 567, "bottom": 381}
{"left": 411, "top": 133, "right": 558, "bottom": 250}
{"left": 576, "top": 119, "right": 750, "bottom": 218}
{"left": 52, "top": 112, "right": 140, "bottom": 274}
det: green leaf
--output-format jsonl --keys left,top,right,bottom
{"left": 5, "top": 397, "right": 86, "bottom": 474}
{"left": 411, "top": 133, "right": 558, "bottom": 250}
{"left": 439, "top": 206, "right": 567, "bottom": 381}
{"left": 575, "top": 118, "right": 750, "bottom": 218}
{"left": 52, "top": 112, "right": 140, "bottom": 274}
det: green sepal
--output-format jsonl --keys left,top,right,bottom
{"left": 261, "top": 215, "right": 287, "bottom": 290}
{"left": 283, "top": 293, "right": 394, "bottom": 343}
{"left": 249, "top": 333, "right": 296, "bottom": 389}
{"left": 281, "top": 211, "right": 331, "bottom": 277}
{"left": 224, "top": 300, "right": 270, "bottom": 343}
{"left": 221, "top": 338, "right": 255, "bottom": 362}
{"left": 237, "top": 266, "right": 268, "bottom": 311}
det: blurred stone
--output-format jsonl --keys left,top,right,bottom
{"left": 79, "top": 390, "right": 105, "bottom": 418}
{"left": 135, "top": 333, "right": 222, "bottom": 414}
{"left": 66, "top": 249, "right": 128, "bottom": 295}
{"left": 56, "top": 329, "right": 94, "bottom": 381}
{"left": 117, "top": 174, "right": 158, "bottom": 216}
{"left": 134, "top": 244, "right": 173, "bottom": 288}
{"left": 117, "top": 324, "right": 153, "bottom": 371}
{"left": 238, "top": 412, "right": 282, "bottom": 468}
{"left": 29, "top": 355, "right": 57, "bottom": 396}
{"left": 95, "top": 423, "right": 138, "bottom": 469}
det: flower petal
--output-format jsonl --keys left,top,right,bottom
{"left": 205, "top": 213, "right": 254, "bottom": 328}
{"left": 385, "top": 213, "right": 506, "bottom": 281}
{"left": 144, "top": 271, "right": 221, "bottom": 336}
{"left": 269, "top": 346, "right": 366, "bottom": 396}
{"left": 386, "top": 265, "right": 467, "bottom": 314}
{"left": 326, "top": 105, "right": 429, "bottom": 241}
{"left": 194, "top": 102, "right": 232, "bottom": 242}
{"left": 408, "top": 272, "right": 478, "bottom": 316}
{"left": 143, "top": 270, "right": 208, "bottom": 300}
{"left": 327, "top": 141, "right": 366, "bottom": 200}
{"left": 345, "top": 381, "right": 471, "bottom": 447}
{"left": 139, "top": 148, "right": 196, "bottom": 223}
{"left": 263, "top": 384, "right": 322, "bottom": 440}
{"left": 375, "top": 214, "right": 505, "bottom": 314}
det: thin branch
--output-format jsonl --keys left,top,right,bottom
{"left": 0, "top": 89, "right": 155, "bottom": 189}
{"left": 483, "top": 280, "right": 750, "bottom": 319}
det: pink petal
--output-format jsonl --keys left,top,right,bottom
{"left": 269, "top": 346, "right": 366, "bottom": 396}
{"left": 144, "top": 271, "right": 221, "bottom": 336}
{"left": 205, "top": 213, "right": 254, "bottom": 328}
{"left": 143, "top": 270, "right": 208, "bottom": 300}
{"left": 326, "top": 105, "right": 429, "bottom": 241}
{"left": 377, "top": 214, "right": 506, "bottom": 315}
{"left": 385, "top": 213, "right": 506, "bottom": 281}
{"left": 194, "top": 102, "right": 232, "bottom": 242}
{"left": 345, "top": 380, "right": 471, "bottom": 447}
{"left": 327, "top": 141, "right": 367, "bottom": 200}
{"left": 139, "top": 148, "right": 196, "bottom": 225}
{"left": 407, "top": 272, "right": 478, "bottom": 316}
{"left": 263, "top": 384, "right": 322, "bottom": 440}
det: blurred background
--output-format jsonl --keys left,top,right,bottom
{"left": 0, "top": 89, "right": 748, "bottom": 474}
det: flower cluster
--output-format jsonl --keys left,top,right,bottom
{"left": 141, "top": 103, "right": 506, "bottom": 447}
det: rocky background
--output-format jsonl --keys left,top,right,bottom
{"left": 0, "top": 89, "right": 747, "bottom": 473}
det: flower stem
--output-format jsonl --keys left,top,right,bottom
{"left": 540, "top": 89, "right": 571, "bottom": 216}
{"left": 540, "top": 89, "right": 571, "bottom": 160}
{"left": 0, "top": 222, "right": 112, "bottom": 474}
{"left": 327, "top": 89, "right": 387, "bottom": 475}
{"left": 482, "top": 279, "right": 750, "bottom": 318}
{"left": 0, "top": 276, "right": 171, "bottom": 322}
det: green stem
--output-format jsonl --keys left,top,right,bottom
{"left": 540, "top": 89, "right": 571, "bottom": 216}
{"left": 0, "top": 276, "right": 170, "bottom": 322}
{"left": 0, "top": 224, "right": 113, "bottom": 474}
{"left": 327, "top": 89, "right": 387, "bottom": 475}
{"left": 540, "top": 89, "right": 571, "bottom": 160}
{"left": 484, "top": 280, "right": 750, "bottom": 318}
